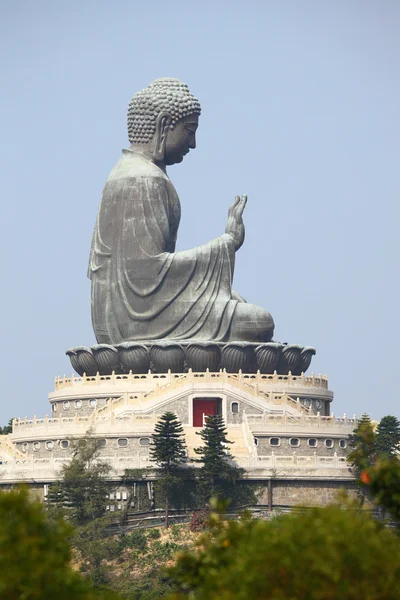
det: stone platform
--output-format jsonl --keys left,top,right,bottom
{"left": 66, "top": 341, "right": 316, "bottom": 377}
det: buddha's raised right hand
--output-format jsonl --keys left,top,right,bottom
{"left": 225, "top": 194, "right": 247, "bottom": 250}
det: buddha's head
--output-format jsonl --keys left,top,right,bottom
{"left": 127, "top": 78, "right": 201, "bottom": 165}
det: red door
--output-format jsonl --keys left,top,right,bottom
{"left": 193, "top": 399, "right": 218, "bottom": 427}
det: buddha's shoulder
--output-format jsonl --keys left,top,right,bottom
{"left": 107, "top": 151, "right": 168, "bottom": 182}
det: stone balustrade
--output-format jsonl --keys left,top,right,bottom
{"left": 245, "top": 412, "right": 356, "bottom": 432}
{"left": 54, "top": 369, "right": 329, "bottom": 392}
{"left": 0, "top": 451, "right": 351, "bottom": 484}
{"left": 11, "top": 411, "right": 355, "bottom": 441}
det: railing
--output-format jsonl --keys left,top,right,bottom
{"left": 246, "top": 413, "right": 356, "bottom": 430}
{"left": 12, "top": 413, "right": 157, "bottom": 437}
{"left": 242, "top": 411, "right": 258, "bottom": 456}
{"left": 249, "top": 451, "right": 349, "bottom": 470}
{"left": 54, "top": 369, "right": 329, "bottom": 392}
{"left": 0, "top": 454, "right": 153, "bottom": 481}
{"left": 0, "top": 451, "right": 351, "bottom": 483}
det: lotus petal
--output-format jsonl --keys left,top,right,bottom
{"left": 65, "top": 348, "right": 83, "bottom": 376}
{"left": 221, "top": 343, "right": 256, "bottom": 373}
{"left": 74, "top": 346, "right": 98, "bottom": 376}
{"left": 92, "top": 344, "right": 121, "bottom": 375}
{"left": 298, "top": 347, "right": 316, "bottom": 374}
{"left": 277, "top": 344, "right": 303, "bottom": 375}
{"left": 150, "top": 343, "right": 185, "bottom": 373}
{"left": 186, "top": 343, "right": 221, "bottom": 372}
{"left": 255, "top": 343, "right": 283, "bottom": 373}
{"left": 118, "top": 342, "right": 150, "bottom": 373}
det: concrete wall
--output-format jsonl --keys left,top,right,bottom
{"left": 257, "top": 479, "right": 358, "bottom": 507}
{"left": 256, "top": 436, "right": 348, "bottom": 458}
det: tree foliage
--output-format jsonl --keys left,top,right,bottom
{"left": 193, "top": 414, "right": 255, "bottom": 506}
{"left": 167, "top": 502, "right": 400, "bottom": 600}
{"left": 356, "top": 456, "right": 400, "bottom": 524}
{"left": 0, "top": 417, "right": 13, "bottom": 435}
{"left": 348, "top": 414, "right": 400, "bottom": 517}
{"left": 0, "top": 486, "right": 119, "bottom": 599}
{"left": 374, "top": 415, "right": 400, "bottom": 458}
{"left": 347, "top": 414, "right": 375, "bottom": 474}
{"left": 47, "top": 434, "right": 111, "bottom": 525}
{"left": 151, "top": 412, "right": 188, "bottom": 527}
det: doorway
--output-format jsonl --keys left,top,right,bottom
{"left": 192, "top": 398, "right": 222, "bottom": 427}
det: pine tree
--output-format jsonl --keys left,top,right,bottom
{"left": 347, "top": 414, "right": 376, "bottom": 507}
{"left": 348, "top": 414, "right": 376, "bottom": 470}
{"left": 150, "top": 412, "right": 187, "bottom": 527}
{"left": 375, "top": 415, "right": 400, "bottom": 458}
{"left": 0, "top": 418, "right": 13, "bottom": 435}
{"left": 194, "top": 414, "right": 251, "bottom": 505}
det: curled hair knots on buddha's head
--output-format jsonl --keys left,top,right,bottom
{"left": 127, "top": 78, "right": 201, "bottom": 144}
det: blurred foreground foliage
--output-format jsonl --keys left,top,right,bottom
{"left": 167, "top": 499, "right": 400, "bottom": 600}
{"left": 348, "top": 414, "right": 400, "bottom": 521}
{"left": 0, "top": 486, "right": 120, "bottom": 599}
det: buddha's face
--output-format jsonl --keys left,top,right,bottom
{"left": 164, "top": 113, "right": 199, "bottom": 165}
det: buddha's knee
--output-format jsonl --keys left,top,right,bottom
{"left": 229, "top": 303, "right": 274, "bottom": 343}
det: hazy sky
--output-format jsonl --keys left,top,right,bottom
{"left": 1, "top": 1, "right": 399, "bottom": 423}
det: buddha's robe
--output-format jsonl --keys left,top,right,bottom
{"left": 88, "top": 150, "right": 239, "bottom": 344}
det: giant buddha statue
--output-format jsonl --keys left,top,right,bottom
{"left": 88, "top": 78, "right": 275, "bottom": 345}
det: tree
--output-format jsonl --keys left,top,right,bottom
{"left": 361, "top": 457, "right": 400, "bottom": 523}
{"left": 150, "top": 412, "right": 187, "bottom": 527}
{"left": 0, "top": 486, "right": 119, "bottom": 599}
{"left": 193, "top": 414, "right": 253, "bottom": 506}
{"left": 0, "top": 417, "right": 13, "bottom": 435}
{"left": 167, "top": 501, "right": 400, "bottom": 600}
{"left": 375, "top": 415, "right": 400, "bottom": 458}
{"left": 48, "top": 434, "right": 111, "bottom": 525}
{"left": 347, "top": 414, "right": 376, "bottom": 507}
{"left": 347, "top": 414, "right": 376, "bottom": 473}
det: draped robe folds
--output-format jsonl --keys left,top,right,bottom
{"left": 88, "top": 150, "right": 239, "bottom": 344}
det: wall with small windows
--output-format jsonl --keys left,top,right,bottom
{"left": 50, "top": 396, "right": 120, "bottom": 416}
{"left": 255, "top": 436, "right": 349, "bottom": 458}
{"left": 15, "top": 435, "right": 155, "bottom": 461}
{"left": 300, "top": 397, "right": 331, "bottom": 416}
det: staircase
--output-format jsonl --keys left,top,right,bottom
{"left": 183, "top": 426, "right": 250, "bottom": 461}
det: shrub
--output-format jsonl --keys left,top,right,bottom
{"left": 147, "top": 527, "right": 162, "bottom": 540}
{"left": 190, "top": 509, "right": 210, "bottom": 532}
{"left": 168, "top": 504, "right": 400, "bottom": 600}
{"left": 125, "top": 529, "right": 148, "bottom": 551}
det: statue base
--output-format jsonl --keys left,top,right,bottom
{"left": 66, "top": 341, "right": 316, "bottom": 377}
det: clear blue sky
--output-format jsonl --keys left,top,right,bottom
{"left": 1, "top": 1, "right": 399, "bottom": 422}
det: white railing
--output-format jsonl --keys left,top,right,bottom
{"left": 246, "top": 413, "right": 356, "bottom": 431}
{"left": 242, "top": 411, "right": 258, "bottom": 456}
{"left": 0, "top": 451, "right": 351, "bottom": 483}
{"left": 54, "top": 369, "right": 329, "bottom": 392}
{"left": 11, "top": 413, "right": 156, "bottom": 438}
{"left": 248, "top": 451, "right": 349, "bottom": 470}
{"left": 0, "top": 455, "right": 153, "bottom": 482}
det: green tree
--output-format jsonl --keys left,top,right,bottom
{"left": 193, "top": 415, "right": 253, "bottom": 506}
{"left": 0, "top": 486, "right": 119, "bottom": 599}
{"left": 150, "top": 412, "right": 187, "bottom": 527}
{"left": 46, "top": 434, "right": 115, "bottom": 587}
{"left": 167, "top": 501, "right": 400, "bottom": 600}
{"left": 347, "top": 414, "right": 376, "bottom": 473}
{"left": 0, "top": 417, "right": 13, "bottom": 435}
{"left": 48, "top": 434, "right": 111, "bottom": 525}
{"left": 363, "top": 457, "right": 400, "bottom": 523}
{"left": 375, "top": 415, "right": 400, "bottom": 458}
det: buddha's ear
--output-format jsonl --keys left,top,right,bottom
{"left": 153, "top": 111, "right": 172, "bottom": 161}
